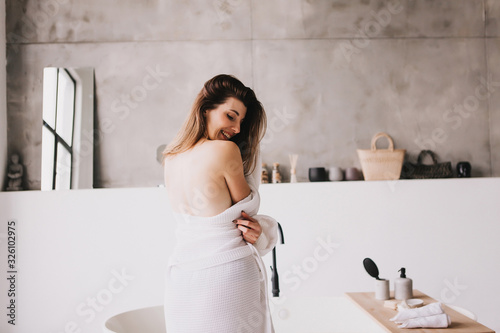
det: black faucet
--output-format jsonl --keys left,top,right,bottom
{"left": 270, "top": 222, "right": 284, "bottom": 297}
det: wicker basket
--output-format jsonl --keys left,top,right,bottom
{"left": 357, "top": 132, "right": 406, "bottom": 181}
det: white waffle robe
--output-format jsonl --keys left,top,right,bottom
{"left": 164, "top": 155, "right": 278, "bottom": 333}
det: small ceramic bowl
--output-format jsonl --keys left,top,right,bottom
{"left": 406, "top": 299, "right": 424, "bottom": 308}
{"left": 328, "top": 167, "right": 344, "bottom": 181}
{"left": 309, "top": 167, "right": 327, "bottom": 182}
{"left": 345, "top": 167, "right": 362, "bottom": 181}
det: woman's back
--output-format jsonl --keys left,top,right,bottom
{"left": 164, "top": 140, "right": 245, "bottom": 217}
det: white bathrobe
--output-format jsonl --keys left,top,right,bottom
{"left": 164, "top": 153, "right": 278, "bottom": 333}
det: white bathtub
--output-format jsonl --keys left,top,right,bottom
{"left": 269, "top": 296, "right": 385, "bottom": 333}
{"left": 103, "top": 296, "right": 386, "bottom": 333}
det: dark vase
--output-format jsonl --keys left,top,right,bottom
{"left": 456, "top": 161, "right": 471, "bottom": 178}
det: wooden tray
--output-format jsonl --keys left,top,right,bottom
{"left": 345, "top": 290, "right": 495, "bottom": 333}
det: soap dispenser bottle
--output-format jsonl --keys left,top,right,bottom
{"left": 394, "top": 267, "right": 413, "bottom": 300}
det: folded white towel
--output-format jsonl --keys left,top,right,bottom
{"left": 390, "top": 302, "right": 444, "bottom": 322}
{"left": 397, "top": 314, "right": 451, "bottom": 328}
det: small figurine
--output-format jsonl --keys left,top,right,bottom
{"left": 272, "top": 162, "right": 282, "bottom": 184}
{"left": 261, "top": 163, "right": 269, "bottom": 184}
{"left": 6, "top": 154, "right": 24, "bottom": 191}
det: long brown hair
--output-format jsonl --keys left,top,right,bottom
{"left": 163, "top": 74, "right": 267, "bottom": 175}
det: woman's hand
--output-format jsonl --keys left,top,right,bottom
{"left": 233, "top": 211, "right": 262, "bottom": 244}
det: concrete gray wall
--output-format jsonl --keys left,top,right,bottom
{"left": 5, "top": 0, "right": 500, "bottom": 189}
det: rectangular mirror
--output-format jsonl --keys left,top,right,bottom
{"left": 41, "top": 67, "right": 94, "bottom": 190}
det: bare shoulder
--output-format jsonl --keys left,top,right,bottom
{"left": 199, "top": 140, "right": 249, "bottom": 204}
{"left": 202, "top": 140, "right": 241, "bottom": 161}
{"left": 200, "top": 141, "right": 244, "bottom": 180}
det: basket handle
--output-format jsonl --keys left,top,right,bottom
{"left": 417, "top": 150, "right": 438, "bottom": 165}
{"left": 370, "top": 132, "right": 394, "bottom": 152}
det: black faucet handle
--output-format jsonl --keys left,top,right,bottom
{"left": 277, "top": 222, "right": 285, "bottom": 244}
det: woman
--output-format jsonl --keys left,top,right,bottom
{"left": 163, "top": 74, "right": 278, "bottom": 333}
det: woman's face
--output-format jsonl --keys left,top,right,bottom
{"left": 205, "top": 97, "right": 247, "bottom": 141}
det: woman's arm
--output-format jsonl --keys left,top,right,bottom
{"left": 220, "top": 141, "right": 251, "bottom": 204}
{"left": 220, "top": 142, "right": 270, "bottom": 246}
